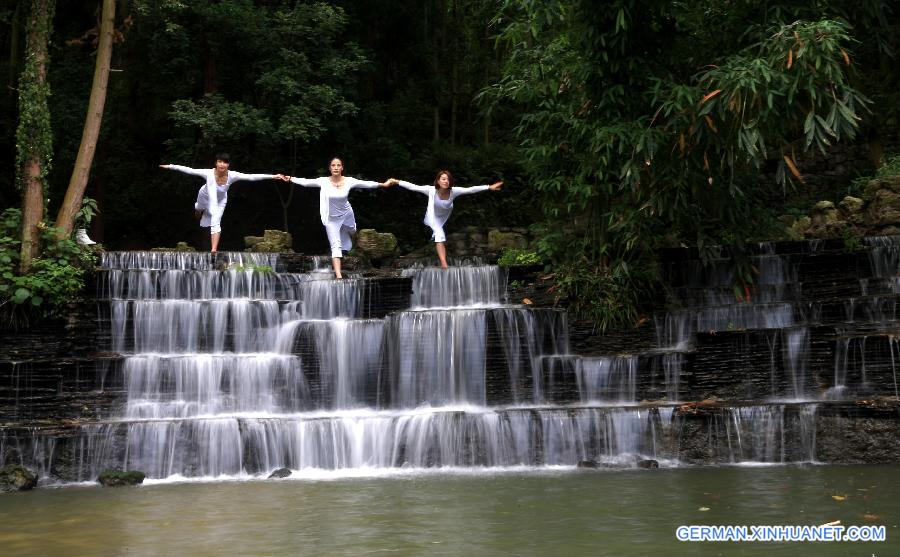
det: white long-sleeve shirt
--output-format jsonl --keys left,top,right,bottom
{"left": 397, "top": 181, "right": 490, "bottom": 232}
{"left": 289, "top": 176, "right": 381, "bottom": 227}
{"left": 167, "top": 165, "right": 275, "bottom": 226}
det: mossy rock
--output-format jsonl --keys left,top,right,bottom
{"left": 488, "top": 229, "right": 528, "bottom": 251}
{"left": 812, "top": 200, "right": 836, "bottom": 212}
{"left": 840, "top": 196, "right": 866, "bottom": 224}
{"left": 97, "top": 469, "right": 146, "bottom": 487}
{"left": 865, "top": 187, "right": 900, "bottom": 229}
{"left": 0, "top": 464, "right": 38, "bottom": 492}
{"left": 246, "top": 230, "right": 292, "bottom": 252}
{"left": 356, "top": 229, "right": 398, "bottom": 259}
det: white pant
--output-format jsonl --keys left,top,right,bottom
{"left": 325, "top": 221, "right": 354, "bottom": 258}
{"left": 195, "top": 190, "right": 223, "bottom": 234}
{"left": 431, "top": 224, "right": 446, "bottom": 243}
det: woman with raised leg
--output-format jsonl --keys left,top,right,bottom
{"left": 285, "top": 157, "right": 395, "bottom": 278}
{"left": 160, "top": 153, "right": 285, "bottom": 252}
{"left": 393, "top": 170, "right": 502, "bottom": 268}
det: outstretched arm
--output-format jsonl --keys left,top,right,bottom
{"left": 395, "top": 180, "right": 433, "bottom": 194}
{"left": 160, "top": 164, "right": 207, "bottom": 178}
{"left": 345, "top": 177, "right": 390, "bottom": 190}
{"left": 288, "top": 177, "right": 322, "bottom": 188}
{"left": 229, "top": 171, "right": 286, "bottom": 183}
{"left": 453, "top": 181, "right": 503, "bottom": 196}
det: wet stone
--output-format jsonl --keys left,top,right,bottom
{"left": 97, "top": 469, "right": 146, "bottom": 487}
{"left": 0, "top": 464, "right": 38, "bottom": 492}
{"left": 268, "top": 468, "right": 292, "bottom": 479}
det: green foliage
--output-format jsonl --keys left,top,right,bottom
{"left": 0, "top": 209, "right": 94, "bottom": 329}
{"left": 875, "top": 154, "right": 900, "bottom": 179}
{"left": 170, "top": 94, "right": 274, "bottom": 149}
{"left": 483, "top": 0, "right": 890, "bottom": 328}
{"left": 497, "top": 248, "right": 542, "bottom": 266}
{"left": 75, "top": 196, "right": 99, "bottom": 228}
{"left": 147, "top": 1, "right": 368, "bottom": 157}
{"left": 228, "top": 263, "right": 273, "bottom": 274}
{"left": 554, "top": 258, "right": 659, "bottom": 332}
{"left": 842, "top": 227, "right": 863, "bottom": 252}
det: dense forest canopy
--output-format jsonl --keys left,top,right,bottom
{"left": 1, "top": 0, "right": 898, "bottom": 327}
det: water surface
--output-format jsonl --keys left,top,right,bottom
{"left": 2, "top": 465, "right": 898, "bottom": 556}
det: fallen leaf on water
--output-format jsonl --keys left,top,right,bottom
{"left": 821, "top": 520, "right": 841, "bottom": 527}
{"left": 522, "top": 298, "right": 533, "bottom": 305}
{"left": 698, "top": 507, "right": 710, "bottom": 512}
{"left": 831, "top": 495, "right": 847, "bottom": 501}
{"left": 863, "top": 514, "right": 880, "bottom": 521}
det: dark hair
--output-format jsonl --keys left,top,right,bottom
{"left": 433, "top": 170, "right": 454, "bottom": 188}
{"left": 215, "top": 152, "right": 230, "bottom": 163}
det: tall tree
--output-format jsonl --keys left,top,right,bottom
{"left": 15, "top": 0, "right": 54, "bottom": 272}
{"left": 54, "top": 0, "right": 115, "bottom": 239}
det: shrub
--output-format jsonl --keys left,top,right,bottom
{"left": 0, "top": 208, "right": 96, "bottom": 329}
{"left": 497, "top": 248, "right": 542, "bottom": 267}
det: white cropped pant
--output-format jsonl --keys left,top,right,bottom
{"left": 325, "top": 221, "right": 355, "bottom": 258}
{"left": 431, "top": 224, "right": 447, "bottom": 243}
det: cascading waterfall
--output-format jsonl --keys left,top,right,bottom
{"left": 403, "top": 264, "right": 506, "bottom": 308}
{"left": 7, "top": 240, "right": 857, "bottom": 483}
{"left": 33, "top": 251, "right": 687, "bottom": 481}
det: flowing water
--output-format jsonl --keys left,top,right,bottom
{"left": 6, "top": 240, "right": 899, "bottom": 481}
{"left": 1, "top": 465, "right": 897, "bottom": 556}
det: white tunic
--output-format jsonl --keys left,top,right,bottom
{"left": 290, "top": 176, "right": 381, "bottom": 256}
{"left": 398, "top": 181, "right": 490, "bottom": 242}
{"left": 168, "top": 165, "right": 275, "bottom": 230}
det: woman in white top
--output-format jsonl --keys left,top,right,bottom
{"left": 395, "top": 170, "right": 503, "bottom": 268}
{"left": 285, "top": 157, "right": 395, "bottom": 278}
{"left": 160, "top": 153, "right": 285, "bottom": 252}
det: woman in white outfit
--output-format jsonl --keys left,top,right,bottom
{"left": 285, "top": 157, "right": 395, "bottom": 278}
{"left": 395, "top": 170, "right": 503, "bottom": 268}
{"left": 159, "top": 153, "right": 284, "bottom": 253}
{"left": 160, "top": 153, "right": 285, "bottom": 252}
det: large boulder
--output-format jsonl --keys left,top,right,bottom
{"left": 247, "top": 229, "right": 293, "bottom": 253}
{"left": 805, "top": 201, "right": 848, "bottom": 239}
{"left": 0, "top": 464, "right": 38, "bottom": 492}
{"left": 840, "top": 196, "right": 865, "bottom": 224}
{"left": 488, "top": 229, "right": 528, "bottom": 251}
{"left": 356, "top": 229, "right": 398, "bottom": 259}
{"left": 97, "top": 469, "right": 146, "bottom": 487}
{"left": 864, "top": 177, "right": 900, "bottom": 232}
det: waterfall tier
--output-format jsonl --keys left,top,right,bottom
{"left": 2, "top": 238, "right": 900, "bottom": 482}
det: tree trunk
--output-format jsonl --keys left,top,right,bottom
{"left": 16, "top": 0, "right": 55, "bottom": 273}
{"left": 54, "top": 0, "right": 115, "bottom": 239}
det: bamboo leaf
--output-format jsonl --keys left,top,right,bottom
{"left": 783, "top": 154, "right": 805, "bottom": 183}
{"left": 700, "top": 89, "right": 722, "bottom": 104}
